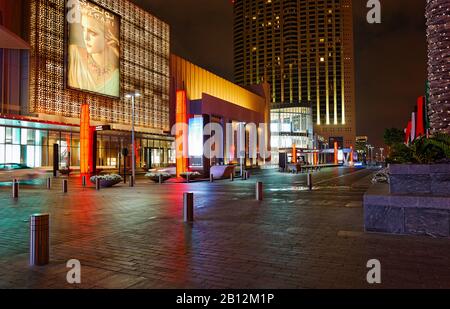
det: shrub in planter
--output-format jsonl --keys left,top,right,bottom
{"left": 387, "top": 133, "right": 450, "bottom": 164}
{"left": 385, "top": 133, "right": 450, "bottom": 195}
{"left": 90, "top": 174, "right": 123, "bottom": 187}
{"left": 180, "top": 171, "right": 201, "bottom": 180}
{"left": 145, "top": 172, "right": 171, "bottom": 183}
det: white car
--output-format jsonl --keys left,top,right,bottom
{"left": 0, "top": 163, "right": 45, "bottom": 183}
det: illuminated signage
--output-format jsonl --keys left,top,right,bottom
{"left": 188, "top": 117, "right": 204, "bottom": 157}
{"left": 95, "top": 125, "right": 111, "bottom": 131}
{"left": 67, "top": 0, "right": 120, "bottom": 98}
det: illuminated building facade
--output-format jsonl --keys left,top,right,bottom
{"left": 170, "top": 54, "right": 271, "bottom": 176}
{"left": 426, "top": 0, "right": 450, "bottom": 134}
{"left": 233, "top": 0, "right": 356, "bottom": 148}
{"left": 0, "top": 0, "right": 173, "bottom": 170}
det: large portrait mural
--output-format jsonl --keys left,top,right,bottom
{"left": 67, "top": 0, "right": 120, "bottom": 97}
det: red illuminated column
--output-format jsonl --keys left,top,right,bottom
{"left": 292, "top": 144, "right": 297, "bottom": 163}
{"left": 350, "top": 146, "right": 354, "bottom": 164}
{"left": 175, "top": 90, "right": 188, "bottom": 177}
{"left": 313, "top": 149, "right": 318, "bottom": 166}
{"left": 80, "top": 104, "right": 90, "bottom": 175}
{"left": 334, "top": 142, "right": 338, "bottom": 165}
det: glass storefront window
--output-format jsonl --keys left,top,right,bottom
{"left": 35, "top": 130, "right": 47, "bottom": 146}
{"left": 27, "top": 145, "right": 35, "bottom": 167}
{"left": 12, "top": 128, "right": 20, "bottom": 144}
{"left": 48, "top": 131, "right": 60, "bottom": 146}
{"left": 0, "top": 144, "right": 4, "bottom": 163}
{"left": 5, "top": 144, "right": 20, "bottom": 163}
{"left": 21, "top": 129, "right": 28, "bottom": 145}
{"left": 0, "top": 126, "right": 174, "bottom": 169}
{"left": 27, "top": 129, "right": 35, "bottom": 145}
{"left": 0, "top": 127, "right": 4, "bottom": 143}
{"left": 5, "top": 127, "right": 12, "bottom": 143}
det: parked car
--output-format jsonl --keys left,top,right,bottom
{"left": 0, "top": 163, "right": 45, "bottom": 183}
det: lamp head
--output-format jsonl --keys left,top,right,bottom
{"left": 125, "top": 91, "right": 141, "bottom": 98}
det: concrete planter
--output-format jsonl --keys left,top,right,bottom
{"left": 389, "top": 164, "right": 450, "bottom": 196}
{"left": 364, "top": 184, "right": 450, "bottom": 237}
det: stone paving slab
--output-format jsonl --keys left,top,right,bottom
{"left": 0, "top": 168, "right": 450, "bottom": 289}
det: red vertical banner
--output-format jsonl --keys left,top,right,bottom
{"left": 405, "top": 121, "right": 412, "bottom": 144}
{"left": 334, "top": 142, "right": 338, "bottom": 165}
{"left": 416, "top": 96, "right": 425, "bottom": 137}
{"left": 175, "top": 90, "right": 188, "bottom": 177}
{"left": 80, "top": 104, "right": 90, "bottom": 175}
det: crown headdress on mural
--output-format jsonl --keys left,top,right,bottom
{"left": 79, "top": 0, "right": 115, "bottom": 27}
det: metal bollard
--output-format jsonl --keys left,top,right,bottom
{"left": 46, "top": 178, "right": 51, "bottom": 190}
{"left": 30, "top": 214, "right": 49, "bottom": 266}
{"left": 82, "top": 175, "right": 86, "bottom": 187}
{"left": 256, "top": 182, "right": 263, "bottom": 201}
{"left": 129, "top": 176, "right": 134, "bottom": 187}
{"left": 242, "top": 171, "right": 247, "bottom": 180}
{"left": 210, "top": 174, "right": 214, "bottom": 182}
{"left": 186, "top": 173, "right": 190, "bottom": 183}
{"left": 307, "top": 173, "right": 313, "bottom": 191}
{"left": 230, "top": 173, "right": 234, "bottom": 181}
{"left": 12, "top": 180, "right": 19, "bottom": 198}
{"left": 96, "top": 178, "right": 101, "bottom": 191}
{"left": 246, "top": 171, "right": 250, "bottom": 179}
{"left": 158, "top": 174, "right": 163, "bottom": 184}
{"left": 62, "top": 179, "right": 68, "bottom": 193}
{"left": 183, "top": 192, "right": 194, "bottom": 222}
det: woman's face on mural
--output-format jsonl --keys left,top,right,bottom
{"left": 81, "top": 15, "right": 105, "bottom": 55}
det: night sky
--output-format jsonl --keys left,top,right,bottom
{"left": 132, "top": 0, "right": 427, "bottom": 150}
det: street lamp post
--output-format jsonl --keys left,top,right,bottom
{"left": 125, "top": 91, "right": 141, "bottom": 186}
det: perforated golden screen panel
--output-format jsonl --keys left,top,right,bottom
{"left": 28, "top": 0, "right": 170, "bottom": 131}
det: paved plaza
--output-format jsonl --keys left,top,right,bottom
{"left": 1, "top": 167, "right": 450, "bottom": 289}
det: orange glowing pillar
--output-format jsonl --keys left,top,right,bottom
{"left": 313, "top": 149, "right": 318, "bottom": 166}
{"left": 175, "top": 90, "right": 188, "bottom": 177}
{"left": 80, "top": 104, "right": 91, "bottom": 175}
{"left": 350, "top": 146, "right": 354, "bottom": 164}
{"left": 334, "top": 142, "right": 338, "bottom": 165}
{"left": 292, "top": 144, "right": 297, "bottom": 163}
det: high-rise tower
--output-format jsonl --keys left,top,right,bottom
{"left": 426, "top": 0, "right": 450, "bottom": 134}
{"left": 233, "top": 0, "right": 356, "bottom": 148}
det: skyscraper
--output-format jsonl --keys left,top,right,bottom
{"left": 233, "top": 0, "right": 356, "bottom": 148}
{"left": 426, "top": 0, "right": 450, "bottom": 134}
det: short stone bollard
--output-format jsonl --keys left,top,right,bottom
{"left": 186, "top": 173, "right": 190, "bottom": 183}
{"left": 158, "top": 174, "right": 163, "bottom": 184}
{"left": 183, "top": 192, "right": 194, "bottom": 222}
{"left": 62, "top": 179, "right": 68, "bottom": 193}
{"left": 256, "top": 182, "right": 263, "bottom": 201}
{"left": 46, "top": 178, "right": 51, "bottom": 190}
{"left": 30, "top": 213, "right": 50, "bottom": 266}
{"left": 129, "top": 176, "right": 134, "bottom": 187}
{"left": 307, "top": 173, "right": 313, "bottom": 191}
{"left": 96, "top": 178, "right": 101, "bottom": 191}
{"left": 12, "top": 179, "right": 19, "bottom": 198}
{"left": 230, "top": 173, "right": 234, "bottom": 181}
{"left": 82, "top": 175, "right": 87, "bottom": 187}
{"left": 246, "top": 171, "right": 250, "bottom": 179}
{"left": 210, "top": 174, "right": 214, "bottom": 182}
